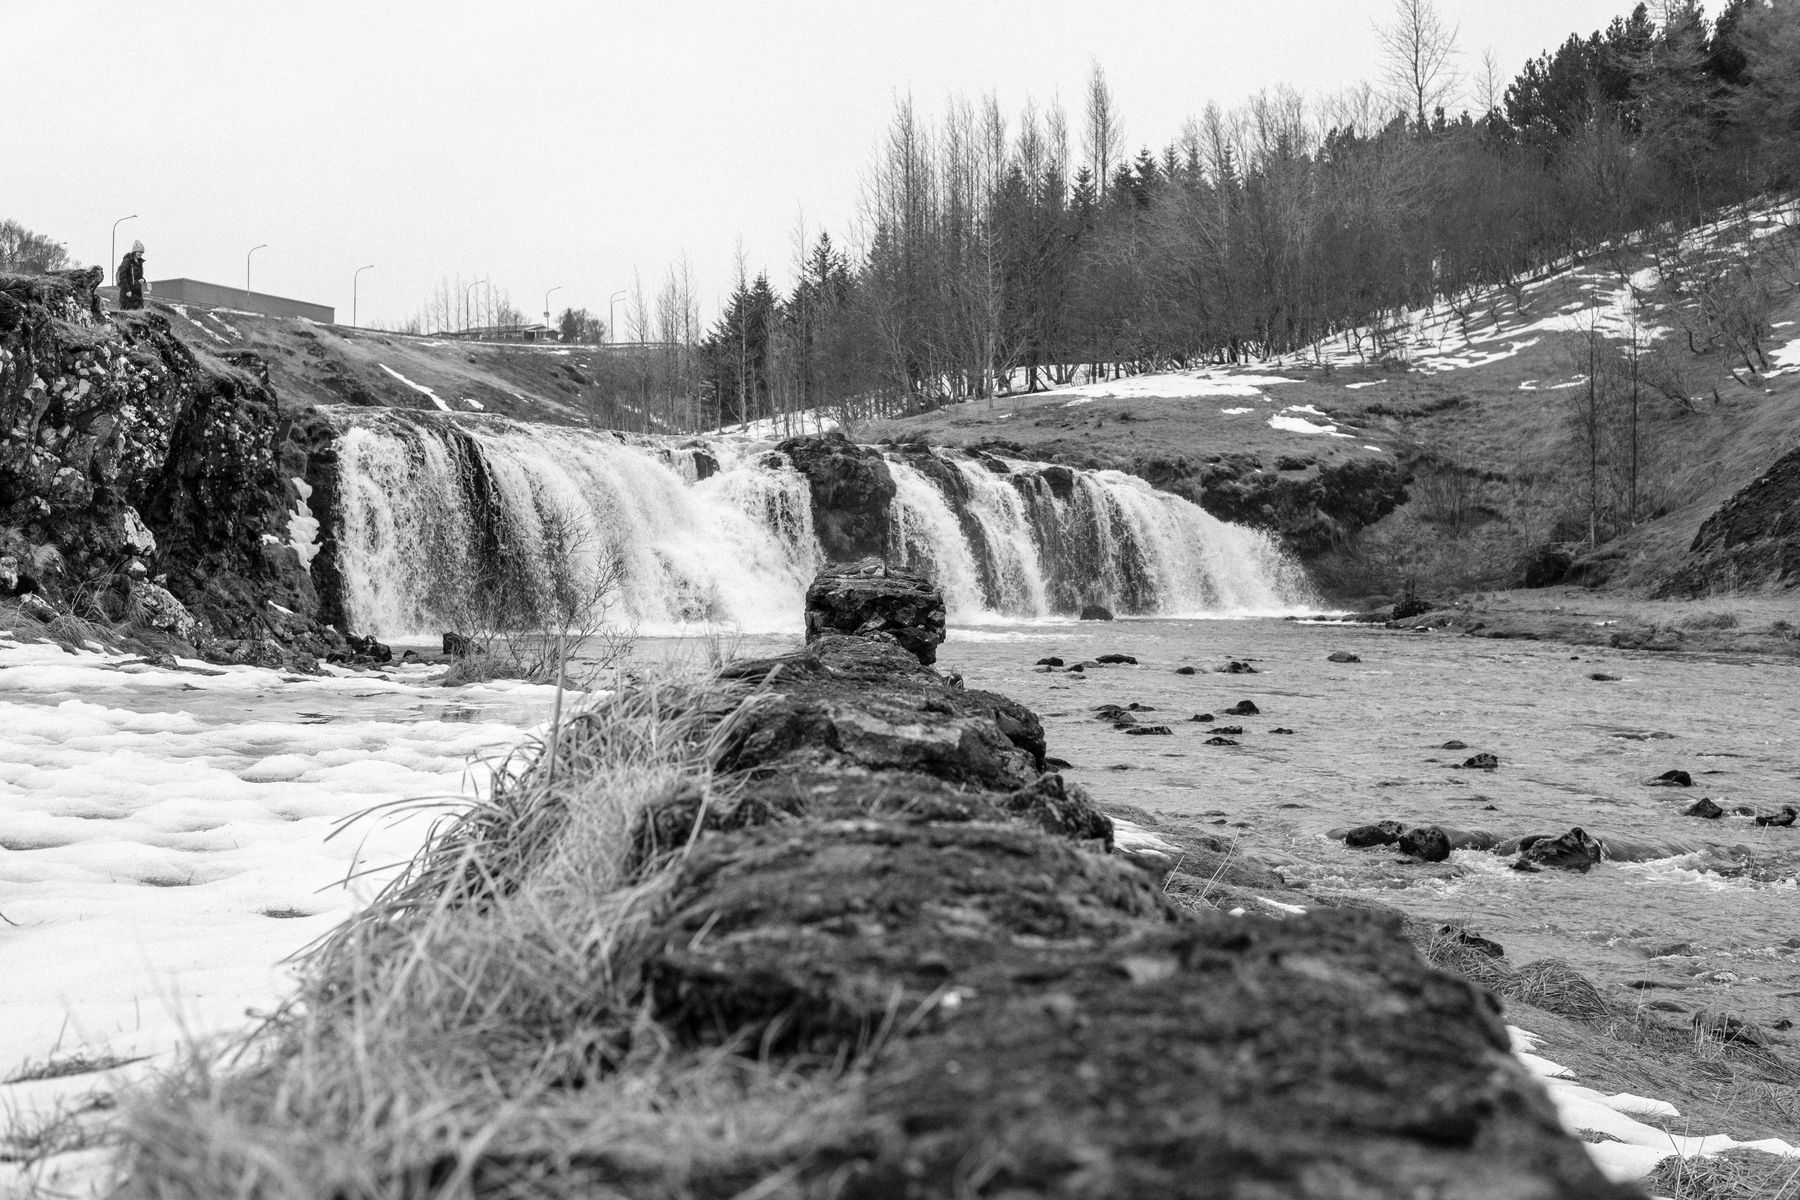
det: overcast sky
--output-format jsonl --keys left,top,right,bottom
{"left": 7, "top": 0, "right": 1636, "bottom": 329}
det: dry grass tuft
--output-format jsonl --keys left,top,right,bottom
{"left": 1422, "top": 929, "right": 1612, "bottom": 1022}
{"left": 1644, "top": 1148, "right": 1800, "bottom": 1200}
{"left": 103, "top": 663, "right": 867, "bottom": 1199}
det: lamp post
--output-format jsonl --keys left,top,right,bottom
{"left": 543, "top": 285, "right": 563, "bottom": 339}
{"left": 609, "top": 289, "right": 627, "bottom": 344}
{"left": 353, "top": 264, "right": 375, "bottom": 328}
{"left": 110, "top": 215, "right": 138, "bottom": 284}
{"left": 246, "top": 244, "right": 268, "bottom": 295}
{"left": 463, "top": 278, "right": 487, "bottom": 333}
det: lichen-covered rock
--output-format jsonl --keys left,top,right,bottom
{"left": 0, "top": 267, "right": 335, "bottom": 666}
{"left": 129, "top": 582, "right": 200, "bottom": 645}
{"left": 804, "top": 557, "right": 947, "bottom": 664}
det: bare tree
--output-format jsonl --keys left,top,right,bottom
{"left": 1082, "top": 59, "right": 1124, "bottom": 191}
{"left": 1376, "top": 0, "right": 1462, "bottom": 129}
{"left": 1475, "top": 47, "right": 1505, "bottom": 116}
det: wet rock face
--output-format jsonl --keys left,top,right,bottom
{"left": 1513, "top": 827, "right": 1604, "bottom": 873}
{"left": 620, "top": 564, "right": 1635, "bottom": 1200}
{"left": 804, "top": 557, "right": 947, "bottom": 665}
{"left": 777, "top": 431, "right": 897, "bottom": 562}
{"left": 0, "top": 268, "right": 332, "bottom": 664}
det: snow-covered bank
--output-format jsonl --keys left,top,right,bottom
{"left": 0, "top": 636, "right": 558, "bottom": 1192}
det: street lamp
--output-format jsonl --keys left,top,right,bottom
{"left": 543, "top": 285, "right": 563, "bottom": 338}
{"left": 353, "top": 264, "right": 375, "bottom": 328}
{"left": 110, "top": 215, "right": 138, "bottom": 284}
{"left": 609, "top": 289, "right": 627, "bottom": 344}
{"left": 463, "top": 278, "right": 487, "bottom": 333}
{"left": 246, "top": 244, "right": 268, "bottom": 293}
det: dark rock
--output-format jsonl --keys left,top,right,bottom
{"left": 1391, "top": 593, "right": 1433, "bottom": 620}
{"left": 1511, "top": 828, "right": 1603, "bottom": 873}
{"left": 345, "top": 633, "right": 392, "bottom": 663}
{"left": 1660, "top": 443, "right": 1800, "bottom": 597}
{"left": 1648, "top": 769, "right": 1693, "bottom": 788}
{"left": 1220, "top": 660, "right": 1258, "bottom": 674}
{"left": 1188, "top": 712, "right": 1214, "bottom": 722}
{"left": 1755, "top": 806, "right": 1798, "bottom": 828}
{"left": 1454, "top": 753, "right": 1498, "bottom": 771}
{"left": 1519, "top": 544, "right": 1574, "bottom": 589}
{"left": 1079, "top": 604, "right": 1115, "bottom": 621}
{"left": 1096, "top": 653, "right": 1138, "bottom": 665}
{"left": 1438, "top": 926, "right": 1505, "bottom": 958}
{"left": 803, "top": 558, "right": 946, "bottom": 665}
{"left": 1224, "top": 700, "right": 1260, "bottom": 716}
{"left": 1212, "top": 725, "right": 1245, "bottom": 736}
{"left": 1174, "top": 665, "right": 1198, "bottom": 675}
{"left": 443, "top": 631, "right": 474, "bottom": 657}
{"left": 999, "top": 773, "right": 1113, "bottom": 845}
{"left": 1124, "top": 725, "right": 1173, "bottom": 736}
{"left": 1204, "top": 736, "right": 1240, "bottom": 746}
{"left": 1345, "top": 820, "right": 1405, "bottom": 848}
{"left": 1036, "top": 657, "right": 1064, "bottom": 667}
{"left": 1126, "top": 702, "right": 1155, "bottom": 711}
{"left": 1327, "top": 651, "right": 1361, "bottom": 663}
{"left": 1683, "top": 798, "right": 1725, "bottom": 819}
{"left": 776, "top": 433, "right": 896, "bottom": 562}
{"left": 1440, "top": 740, "right": 1468, "bottom": 750}
{"left": 1269, "top": 727, "right": 1295, "bottom": 735}
{"left": 1589, "top": 673, "right": 1621, "bottom": 682}
{"left": 1398, "top": 826, "right": 1452, "bottom": 863}
{"left": 1044, "top": 756, "right": 1072, "bottom": 770}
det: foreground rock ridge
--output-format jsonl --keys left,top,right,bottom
{"left": 617, "top": 559, "right": 1637, "bottom": 1199}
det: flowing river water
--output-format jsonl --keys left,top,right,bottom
{"left": 922, "top": 616, "right": 1800, "bottom": 1033}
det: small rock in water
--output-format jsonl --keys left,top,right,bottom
{"left": 1440, "top": 740, "right": 1469, "bottom": 750}
{"left": 1454, "top": 753, "right": 1499, "bottom": 771}
{"left": 1683, "top": 797, "right": 1724, "bottom": 819}
{"left": 1398, "top": 826, "right": 1452, "bottom": 862}
{"left": 1036, "top": 657, "right": 1065, "bottom": 667}
{"left": 1219, "top": 661, "right": 1258, "bottom": 674}
{"left": 1124, "top": 725, "right": 1173, "bottom": 736}
{"left": 1096, "top": 654, "right": 1138, "bottom": 665}
{"left": 1648, "top": 769, "right": 1693, "bottom": 788}
{"left": 1079, "top": 604, "right": 1114, "bottom": 622}
{"left": 1269, "top": 727, "right": 1295, "bottom": 735}
{"left": 1188, "top": 713, "right": 1214, "bottom": 723}
{"left": 1511, "top": 827, "right": 1602, "bottom": 873}
{"left": 1344, "top": 820, "right": 1405, "bottom": 848}
{"left": 1327, "top": 651, "right": 1361, "bottom": 663}
{"left": 1212, "top": 725, "right": 1245, "bottom": 736}
{"left": 1204, "top": 736, "right": 1240, "bottom": 746}
{"left": 1755, "top": 806, "right": 1798, "bottom": 828}
{"left": 1589, "top": 672, "right": 1621, "bottom": 682}
{"left": 1173, "top": 665, "right": 1198, "bottom": 675}
{"left": 1224, "top": 700, "right": 1260, "bottom": 716}
{"left": 1045, "top": 756, "right": 1072, "bottom": 770}
{"left": 1126, "top": 702, "right": 1156, "bottom": 711}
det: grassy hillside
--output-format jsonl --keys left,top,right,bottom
{"left": 868, "top": 197, "right": 1800, "bottom": 602}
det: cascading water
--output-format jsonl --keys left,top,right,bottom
{"left": 325, "top": 410, "right": 1314, "bottom": 639}
{"left": 332, "top": 411, "right": 819, "bottom": 637}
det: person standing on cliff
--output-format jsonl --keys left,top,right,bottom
{"left": 117, "top": 240, "right": 146, "bottom": 310}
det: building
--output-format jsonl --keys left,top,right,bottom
{"left": 437, "top": 323, "right": 560, "bottom": 343}
{"left": 133, "top": 278, "right": 334, "bottom": 323}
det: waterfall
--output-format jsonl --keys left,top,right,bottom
{"left": 326, "top": 411, "right": 1313, "bottom": 639}
{"left": 332, "top": 411, "right": 818, "bottom": 637}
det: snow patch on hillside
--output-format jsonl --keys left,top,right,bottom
{"left": 378, "top": 363, "right": 449, "bottom": 411}
{"left": 1054, "top": 371, "right": 1299, "bottom": 403}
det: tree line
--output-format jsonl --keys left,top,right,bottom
{"left": 690, "top": 0, "right": 1800, "bottom": 431}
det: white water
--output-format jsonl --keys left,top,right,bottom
{"left": 330, "top": 412, "right": 1314, "bottom": 638}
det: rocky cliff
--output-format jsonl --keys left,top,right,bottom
{"left": 1660, "top": 443, "right": 1800, "bottom": 598}
{"left": 0, "top": 268, "right": 342, "bottom": 666}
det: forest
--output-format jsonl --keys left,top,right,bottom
{"left": 657, "top": 0, "right": 1800, "bottom": 431}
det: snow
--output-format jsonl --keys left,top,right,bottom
{"left": 1768, "top": 333, "right": 1800, "bottom": 376}
{"left": 1219, "top": 406, "right": 1254, "bottom": 415}
{"left": 377, "top": 363, "right": 450, "bottom": 411}
{"left": 0, "top": 638, "right": 558, "bottom": 1193}
{"left": 287, "top": 476, "right": 320, "bottom": 570}
{"left": 1509, "top": 1024, "right": 1799, "bottom": 1187}
{"left": 715, "top": 410, "right": 839, "bottom": 439}
{"left": 1051, "top": 371, "right": 1299, "bottom": 402}
{"left": 1269, "top": 410, "right": 1352, "bottom": 438}
{"left": 1343, "top": 380, "right": 1385, "bottom": 390}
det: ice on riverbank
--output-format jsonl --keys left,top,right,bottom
{"left": 0, "top": 636, "right": 557, "bottom": 1193}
